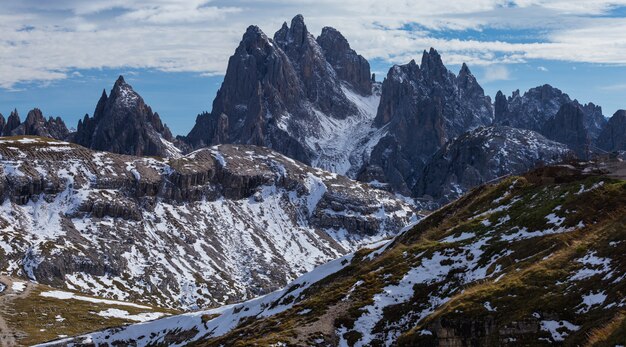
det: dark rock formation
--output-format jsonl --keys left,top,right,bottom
{"left": 494, "top": 84, "right": 606, "bottom": 139}
{"left": 414, "top": 126, "right": 573, "bottom": 203}
{"left": 2, "top": 109, "right": 21, "bottom": 136}
{"left": 542, "top": 102, "right": 590, "bottom": 158}
{"left": 183, "top": 15, "right": 370, "bottom": 167}
{"left": 274, "top": 15, "right": 357, "bottom": 119}
{"left": 317, "top": 26, "right": 372, "bottom": 95}
{"left": 0, "top": 113, "right": 4, "bottom": 132}
{"left": 9, "top": 108, "right": 69, "bottom": 139}
{"left": 72, "top": 76, "right": 180, "bottom": 158}
{"left": 360, "top": 51, "right": 493, "bottom": 195}
{"left": 597, "top": 109, "right": 626, "bottom": 152}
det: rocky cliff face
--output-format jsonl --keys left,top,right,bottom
{"left": 71, "top": 76, "right": 181, "bottom": 158}
{"left": 1, "top": 109, "right": 22, "bottom": 136}
{"left": 0, "top": 137, "right": 415, "bottom": 310}
{"left": 414, "top": 126, "right": 573, "bottom": 203}
{"left": 494, "top": 85, "right": 606, "bottom": 140}
{"left": 360, "top": 53, "right": 493, "bottom": 195}
{"left": 316, "top": 26, "right": 372, "bottom": 96}
{"left": 597, "top": 110, "right": 626, "bottom": 152}
{"left": 184, "top": 15, "right": 380, "bottom": 176}
{"left": 542, "top": 102, "right": 590, "bottom": 158}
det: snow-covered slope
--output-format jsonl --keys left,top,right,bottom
{"left": 60, "top": 161, "right": 626, "bottom": 346}
{"left": 307, "top": 84, "right": 386, "bottom": 176}
{"left": 0, "top": 136, "right": 416, "bottom": 311}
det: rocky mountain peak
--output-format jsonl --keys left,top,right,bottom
{"left": 0, "top": 108, "right": 70, "bottom": 140}
{"left": 242, "top": 25, "right": 269, "bottom": 44}
{"left": 71, "top": 76, "right": 179, "bottom": 158}
{"left": 414, "top": 126, "right": 573, "bottom": 203}
{"left": 317, "top": 26, "right": 372, "bottom": 95}
{"left": 184, "top": 15, "right": 374, "bottom": 174}
{"left": 274, "top": 14, "right": 310, "bottom": 48}
{"left": 366, "top": 52, "right": 493, "bottom": 194}
{"left": 495, "top": 84, "right": 605, "bottom": 141}
{"left": 459, "top": 62, "right": 471, "bottom": 75}
{"left": 109, "top": 75, "right": 140, "bottom": 108}
{"left": 597, "top": 109, "right": 626, "bottom": 152}
{"left": 542, "top": 102, "right": 589, "bottom": 158}
{"left": 0, "top": 113, "right": 4, "bottom": 132}
{"left": 420, "top": 47, "right": 448, "bottom": 81}
{"left": 3, "top": 109, "right": 20, "bottom": 136}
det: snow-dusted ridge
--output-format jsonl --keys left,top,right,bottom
{"left": 55, "top": 162, "right": 626, "bottom": 346}
{"left": 40, "top": 253, "right": 356, "bottom": 347}
{"left": 0, "top": 137, "right": 416, "bottom": 311}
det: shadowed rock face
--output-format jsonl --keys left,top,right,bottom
{"left": 414, "top": 126, "right": 573, "bottom": 203}
{"left": 2, "top": 109, "right": 21, "bottom": 136}
{"left": 494, "top": 84, "right": 606, "bottom": 140}
{"left": 72, "top": 76, "right": 179, "bottom": 158}
{"left": 542, "top": 102, "right": 590, "bottom": 158}
{"left": 8, "top": 108, "right": 69, "bottom": 140}
{"left": 362, "top": 52, "right": 493, "bottom": 195}
{"left": 184, "top": 15, "right": 370, "bottom": 167}
{"left": 597, "top": 109, "right": 626, "bottom": 152}
{"left": 0, "top": 108, "right": 69, "bottom": 140}
{"left": 317, "top": 26, "right": 372, "bottom": 96}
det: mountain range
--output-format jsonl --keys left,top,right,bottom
{"left": 0, "top": 14, "right": 625, "bottom": 346}
{"left": 2, "top": 15, "right": 624, "bottom": 207}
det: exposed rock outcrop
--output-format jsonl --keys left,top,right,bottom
{"left": 316, "top": 26, "right": 372, "bottom": 96}
{"left": 361, "top": 52, "right": 493, "bottom": 194}
{"left": 9, "top": 108, "right": 69, "bottom": 139}
{"left": 183, "top": 15, "right": 375, "bottom": 173}
{"left": 542, "top": 102, "right": 590, "bottom": 158}
{"left": 2, "top": 109, "right": 21, "bottom": 136}
{"left": 597, "top": 109, "right": 626, "bottom": 152}
{"left": 71, "top": 76, "right": 180, "bottom": 158}
{"left": 494, "top": 84, "right": 606, "bottom": 140}
{"left": 414, "top": 126, "right": 573, "bottom": 203}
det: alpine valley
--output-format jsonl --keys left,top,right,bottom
{"left": 0, "top": 14, "right": 625, "bottom": 347}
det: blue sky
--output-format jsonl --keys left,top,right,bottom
{"left": 1, "top": 1, "right": 625, "bottom": 136}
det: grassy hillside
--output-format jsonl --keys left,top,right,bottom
{"left": 0, "top": 278, "right": 175, "bottom": 346}
{"left": 197, "top": 163, "right": 626, "bottom": 346}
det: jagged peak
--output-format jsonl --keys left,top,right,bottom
{"left": 318, "top": 26, "right": 346, "bottom": 43}
{"left": 459, "top": 62, "right": 471, "bottom": 75}
{"left": 612, "top": 109, "right": 626, "bottom": 118}
{"left": 114, "top": 75, "right": 126, "bottom": 88}
{"left": 420, "top": 47, "right": 446, "bottom": 76}
{"left": 243, "top": 25, "right": 266, "bottom": 39}
{"left": 25, "top": 108, "right": 44, "bottom": 120}
{"left": 109, "top": 75, "right": 140, "bottom": 107}
{"left": 274, "top": 14, "right": 310, "bottom": 46}
{"left": 291, "top": 14, "right": 306, "bottom": 29}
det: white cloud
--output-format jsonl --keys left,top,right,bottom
{"left": 537, "top": 66, "right": 548, "bottom": 71}
{"left": 482, "top": 65, "right": 511, "bottom": 82}
{"left": 1, "top": 0, "right": 626, "bottom": 88}
{"left": 600, "top": 83, "right": 626, "bottom": 90}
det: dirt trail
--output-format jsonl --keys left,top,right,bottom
{"left": 0, "top": 276, "right": 34, "bottom": 347}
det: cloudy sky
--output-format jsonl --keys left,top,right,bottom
{"left": 1, "top": 0, "right": 625, "bottom": 135}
